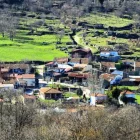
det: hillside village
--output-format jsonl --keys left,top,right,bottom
{"left": 0, "top": 2, "right": 139, "bottom": 108}
{"left": 0, "top": 0, "right": 140, "bottom": 139}
{"left": 0, "top": 46, "right": 140, "bottom": 107}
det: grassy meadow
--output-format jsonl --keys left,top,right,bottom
{"left": 75, "top": 13, "right": 140, "bottom": 55}
{"left": 81, "top": 13, "right": 134, "bottom": 27}
{"left": 0, "top": 14, "right": 71, "bottom": 62}
{"left": 0, "top": 34, "right": 69, "bottom": 61}
{"left": 0, "top": 12, "right": 139, "bottom": 61}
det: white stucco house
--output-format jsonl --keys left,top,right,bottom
{"left": 16, "top": 74, "right": 35, "bottom": 87}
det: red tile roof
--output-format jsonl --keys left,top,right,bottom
{"left": 16, "top": 75, "right": 22, "bottom": 79}
{"left": 3, "top": 79, "right": 16, "bottom": 84}
{"left": 16, "top": 74, "right": 35, "bottom": 79}
{"left": 65, "top": 68, "right": 72, "bottom": 72}
{"left": 71, "top": 48, "right": 91, "bottom": 53}
{"left": 120, "top": 90, "right": 134, "bottom": 95}
{"left": 0, "top": 99, "right": 4, "bottom": 102}
{"left": 68, "top": 72, "right": 89, "bottom": 78}
{"left": 55, "top": 57, "right": 68, "bottom": 63}
{"left": 40, "top": 88, "right": 62, "bottom": 94}
{"left": 101, "top": 62, "right": 115, "bottom": 68}
{"left": 1, "top": 68, "right": 9, "bottom": 73}
{"left": 73, "top": 64, "right": 87, "bottom": 69}
{"left": 23, "top": 74, "right": 35, "bottom": 79}
{"left": 135, "top": 62, "right": 140, "bottom": 68}
{"left": 0, "top": 64, "right": 29, "bottom": 69}
{"left": 70, "top": 58, "right": 81, "bottom": 63}
{"left": 81, "top": 58, "right": 89, "bottom": 64}
{"left": 91, "top": 93, "right": 107, "bottom": 97}
{"left": 135, "top": 79, "right": 140, "bottom": 82}
{"left": 24, "top": 94, "right": 36, "bottom": 99}
{"left": 100, "top": 73, "right": 116, "bottom": 82}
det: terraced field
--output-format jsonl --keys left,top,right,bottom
{"left": 0, "top": 13, "right": 72, "bottom": 62}
{"left": 0, "top": 12, "right": 139, "bottom": 61}
{"left": 75, "top": 13, "right": 140, "bottom": 56}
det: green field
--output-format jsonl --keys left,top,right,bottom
{"left": 75, "top": 13, "right": 140, "bottom": 55}
{"left": 118, "top": 86, "right": 139, "bottom": 91}
{"left": 0, "top": 12, "right": 138, "bottom": 61}
{"left": 0, "top": 34, "right": 69, "bottom": 61}
{"left": 39, "top": 98, "right": 57, "bottom": 104}
{"left": 64, "top": 92, "right": 79, "bottom": 98}
{"left": 135, "top": 95, "right": 140, "bottom": 104}
{"left": 0, "top": 14, "right": 71, "bottom": 62}
{"left": 81, "top": 13, "right": 134, "bottom": 27}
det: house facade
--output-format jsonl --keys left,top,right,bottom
{"left": 70, "top": 49, "right": 93, "bottom": 61}
{"left": 101, "top": 62, "right": 116, "bottom": 73}
{"left": 134, "top": 62, "right": 140, "bottom": 73}
{"left": 16, "top": 74, "right": 35, "bottom": 87}
{"left": 40, "top": 88, "right": 62, "bottom": 100}
{"left": 100, "top": 51, "right": 120, "bottom": 62}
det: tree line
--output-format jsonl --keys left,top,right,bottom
{"left": 0, "top": 89, "right": 140, "bottom": 139}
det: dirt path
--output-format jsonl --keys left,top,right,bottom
{"left": 74, "top": 34, "right": 97, "bottom": 52}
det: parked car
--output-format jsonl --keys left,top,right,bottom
{"left": 25, "top": 88, "right": 33, "bottom": 95}
{"left": 39, "top": 80, "right": 48, "bottom": 88}
{"left": 33, "top": 89, "right": 40, "bottom": 95}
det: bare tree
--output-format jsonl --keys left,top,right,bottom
{"left": 0, "top": 10, "right": 19, "bottom": 40}
{"left": 7, "top": 16, "right": 19, "bottom": 41}
{"left": 56, "top": 29, "right": 65, "bottom": 44}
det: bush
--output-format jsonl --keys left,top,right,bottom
{"left": 76, "top": 88, "right": 83, "bottom": 97}
{"left": 115, "top": 62, "right": 123, "bottom": 70}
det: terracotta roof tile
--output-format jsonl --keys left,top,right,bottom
{"left": 55, "top": 57, "right": 68, "bottom": 63}
{"left": 70, "top": 58, "right": 81, "bottom": 63}
{"left": 23, "top": 74, "right": 35, "bottom": 79}
{"left": 0, "top": 99, "right": 4, "bottom": 102}
{"left": 68, "top": 72, "right": 89, "bottom": 78}
{"left": 74, "top": 64, "right": 87, "bottom": 69}
{"left": 24, "top": 95, "right": 36, "bottom": 99}
{"left": 120, "top": 90, "right": 134, "bottom": 95}
{"left": 0, "top": 64, "right": 29, "bottom": 69}
{"left": 101, "top": 62, "right": 115, "bottom": 68}
{"left": 1, "top": 68, "right": 9, "bottom": 73}
{"left": 16, "top": 74, "right": 35, "bottom": 79}
{"left": 100, "top": 73, "right": 116, "bottom": 82}
{"left": 40, "top": 88, "right": 62, "bottom": 94}
{"left": 81, "top": 58, "right": 89, "bottom": 64}
{"left": 91, "top": 93, "right": 107, "bottom": 97}
{"left": 135, "top": 62, "right": 140, "bottom": 68}
{"left": 3, "top": 79, "right": 16, "bottom": 84}
{"left": 15, "top": 75, "right": 22, "bottom": 78}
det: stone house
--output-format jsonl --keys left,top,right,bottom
{"left": 40, "top": 87, "right": 62, "bottom": 100}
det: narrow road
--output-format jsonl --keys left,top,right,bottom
{"left": 48, "top": 81, "right": 91, "bottom": 98}
{"left": 74, "top": 33, "right": 97, "bottom": 52}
